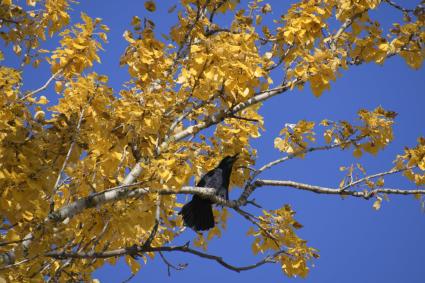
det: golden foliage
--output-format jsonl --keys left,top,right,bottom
{"left": 0, "top": 0, "right": 423, "bottom": 281}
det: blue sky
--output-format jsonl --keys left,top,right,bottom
{"left": 3, "top": 1, "right": 425, "bottom": 282}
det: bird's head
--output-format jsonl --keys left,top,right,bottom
{"left": 219, "top": 153, "right": 239, "bottom": 168}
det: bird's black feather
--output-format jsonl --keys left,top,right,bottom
{"left": 179, "top": 155, "right": 238, "bottom": 231}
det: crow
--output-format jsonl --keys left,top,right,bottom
{"left": 179, "top": 154, "right": 238, "bottom": 231}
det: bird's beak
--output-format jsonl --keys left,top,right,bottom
{"left": 232, "top": 153, "right": 239, "bottom": 160}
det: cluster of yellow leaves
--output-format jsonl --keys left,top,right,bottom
{"left": 180, "top": 0, "right": 239, "bottom": 14}
{"left": 213, "top": 106, "right": 263, "bottom": 186}
{"left": 267, "top": 0, "right": 424, "bottom": 97}
{"left": 121, "top": 19, "right": 173, "bottom": 88}
{"left": 248, "top": 205, "right": 318, "bottom": 278}
{"left": 321, "top": 107, "right": 396, "bottom": 157}
{"left": 349, "top": 18, "right": 391, "bottom": 65}
{"left": 278, "top": 2, "right": 330, "bottom": 49}
{"left": 176, "top": 31, "right": 272, "bottom": 103}
{"left": 0, "top": 0, "right": 423, "bottom": 281}
{"left": 0, "top": 64, "right": 59, "bottom": 235}
{"left": 395, "top": 137, "right": 425, "bottom": 185}
{"left": 49, "top": 13, "right": 108, "bottom": 76}
{"left": 338, "top": 2, "right": 424, "bottom": 69}
{"left": 273, "top": 107, "right": 395, "bottom": 160}
{"left": 0, "top": 0, "right": 71, "bottom": 66}
{"left": 0, "top": 70, "right": 197, "bottom": 280}
{"left": 290, "top": 48, "right": 340, "bottom": 96}
{"left": 0, "top": 79, "right": 72, "bottom": 281}
{"left": 274, "top": 120, "right": 315, "bottom": 155}
{"left": 321, "top": 119, "right": 355, "bottom": 146}
{"left": 275, "top": 1, "right": 339, "bottom": 96}
{"left": 355, "top": 106, "right": 396, "bottom": 156}
{"left": 334, "top": 0, "right": 380, "bottom": 21}
{"left": 391, "top": 13, "right": 425, "bottom": 69}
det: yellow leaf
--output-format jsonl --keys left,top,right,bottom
{"left": 353, "top": 147, "right": 362, "bottom": 158}
{"left": 324, "top": 130, "right": 332, "bottom": 143}
{"left": 144, "top": 0, "right": 156, "bottom": 12}
{"left": 125, "top": 256, "right": 141, "bottom": 274}
{"left": 261, "top": 3, "right": 272, "bottom": 14}
{"left": 6, "top": 229, "right": 20, "bottom": 242}
{"left": 22, "top": 210, "right": 34, "bottom": 221}
{"left": 254, "top": 67, "right": 263, "bottom": 78}
{"left": 34, "top": 110, "right": 45, "bottom": 121}
{"left": 37, "top": 95, "right": 49, "bottom": 105}
{"left": 339, "top": 178, "right": 345, "bottom": 188}
{"left": 27, "top": 0, "right": 36, "bottom": 6}
{"left": 13, "top": 44, "right": 22, "bottom": 56}
{"left": 72, "top": 42, "right": 87, "bottom": 50}
{"left": 264, "top": 52, "right": 273, "bottom": 60}
{"left": 373, "top": 197, "right": 382, "bottom": 210}
{"left": 418, "top": 159, "right": 425, "bottom": 171}
{"left": 55, "top": 81, "right": 63, "bottom": 93}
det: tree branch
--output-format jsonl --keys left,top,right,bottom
{"left": 233, "top": 207, "right": 280, "bottom": 249}
{"left": 330, "top": 10, "right": 366, "bottom": 52}
{"left": 46, "top": 244, "right": 285, "bottom": 273}
{"left": 253, "top": 179, "right": 425, "bottom": 200}
{"left": 158, "top": 251, "right": 187, "bottom": 276}
{"left": 3, "top": 169, "right": 423, "bottom": 268}
{"left": 253, "top": 137, "right": 363, "bottom": 179}
{"left": 122, "top": 80, "right": 298, "bottom": 185}
{"left": 20, "top": 70, "right": 62, "bottom": 101}
{"left": 340, "top": 166, "right": 415, "bottom": 191}
{"left": 48, "top": 163, "right": 421, "bottom": 223}
{"left": 50, "top": 96, "right": 93, "bottom": 212}
{"left": 383, "top": 0, "right": 415, "bottom": 13}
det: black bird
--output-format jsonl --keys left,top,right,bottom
{"left": 179, "top": 154, "right": 238, "bottom": 231}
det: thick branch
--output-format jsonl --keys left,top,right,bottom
{"left": 123, "top": 81, "right": 297, "bottom": 185}
{"left": 3, "top": 170, "right": 424, "bottom": 267}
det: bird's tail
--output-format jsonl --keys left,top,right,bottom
{"left": 179, "top": 195, "right": 214, "bottom": 231}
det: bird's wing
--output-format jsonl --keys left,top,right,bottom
{"left": 196, "top": 168, "right": 223, "bottom": 190}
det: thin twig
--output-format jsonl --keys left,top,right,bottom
{"left": 253, "top": 137, "right": 363, "bottom": 179}
{"left": 46, "top": 244, "right": 286, "bottom": 273}
{"left": 141, "top": 194, "right": 161, "bottom": 250}
{"left": 233, "top": 207, "right": 281, "bottom": 249}
{"left": 331, "top": 12, "right": 364, "bottom": 51}
{"left": 50, "top": 95, "right": 94, "bottom": 212}
{"left": 229, "top": 115, "right": 259, "bottom": 123}
{"left": 121, "top": 273, "right": 136, "bottom": 283}
{"left": 20, "top": 70, "right": 62, "bottom": 101}
{"left": 158, "top": 251, "right": 187, "bottom": 276}
{"left": 341, "top": 166, "right": 415, "bottom": 191}
{"left": 0, "top": 258, "right": 31, "bottom": 271}
{"left": 383, "top": 0, "right": 414, "bottom": 13}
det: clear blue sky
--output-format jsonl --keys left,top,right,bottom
{"left": 3, "top": 1, "right": 425, "bottom": 282}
